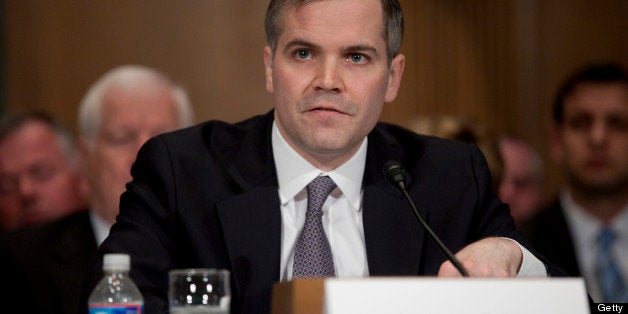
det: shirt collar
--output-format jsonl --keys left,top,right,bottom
{"left": 560, "top": 189, "right": 628, "bottom": 243}
{"left": 272, "top": 121, "right": 366, "bottom": 211}
{"left": 89, "top": 210, "right": 113, "bottom": 246}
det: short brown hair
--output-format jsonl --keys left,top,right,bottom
{"left": 553, "top": 62, "right": 628, "bottom": 124}
{"left": 264, "top": 0, "right": 404, "bottom": 63}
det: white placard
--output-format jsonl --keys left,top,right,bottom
{"left": 323, "top": 277, "right": 589, "bottom": 314}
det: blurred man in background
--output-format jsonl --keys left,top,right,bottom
{"left": 0, "top": 65, "right": 194, "bottom": 314}
{"left": 77, "top": 65, "right": 194, "bottom": 231}
{"left": 498, "top": 135, "right": 545, "bottom": 225}
{"left": 521, "top": 62, "right": 628, "bottom": 303}
{"left": 0, "top": 112, "right": 86, "bottom": 233}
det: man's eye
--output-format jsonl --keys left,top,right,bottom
{"left": 29, "top": 164, "right": 56, "bottom": 183}
{"left": 296, "top": 49, "right": 312, "bottom": 60}
{"left": 0, "top": 176, "right": 16, "bottom": 194}
{"left": 347, "top": 53, "right": 367, "bottom": 64}
{"left": 607, "top": 116, "right": 628, "bottom": 133}
{"left": 566, "top": 115, "right": 592, "bottom": 131}
{"left": 104, "top": 132, "right": 135, "bottom": 147}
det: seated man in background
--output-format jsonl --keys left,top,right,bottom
{"left": 0, "top": 112, "right": 86, "bottom": 233}
{"left": 521, "top": 62, "right": 628, "bottom": 303}
{"left": 498, "top": 135, "right": 545, "bottom": 225}
{"left": 0, "top": 65, "right": 194, "bottom": 314}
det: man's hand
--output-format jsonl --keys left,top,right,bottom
{"left": 438, "top": 237, "right": 522, "bottom": 277}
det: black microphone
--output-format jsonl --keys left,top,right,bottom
{"left": 383, "top": 160, "right": 469, "bottom": 277}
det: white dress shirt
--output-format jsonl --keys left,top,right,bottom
{"left": 273, "top": 122, "right": 369, "bottom": 281}
{"left": 560, "top": 189, "right": 628, "bottom": 302}
{"left": 272, "top": 122, "right": 545, "bottom": 281}
{"left": 89, "top": 210, "right": 112, "bottom": 246}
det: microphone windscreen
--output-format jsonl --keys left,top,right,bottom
{"left": 383, "top": 160, "right": 405, "bottom": 188}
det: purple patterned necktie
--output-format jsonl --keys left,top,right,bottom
{"left": 293, "top": 176, "right": 337, "bottom": 279}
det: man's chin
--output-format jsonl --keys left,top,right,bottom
{"left": 572, "top": 175, "right": 628, "bottom": 196}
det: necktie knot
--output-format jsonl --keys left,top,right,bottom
{"left": 306, "top": 176, "right": 337, "bottom": 214}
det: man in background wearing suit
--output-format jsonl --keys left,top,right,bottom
{"left": 521, "top": 63, "right": 628, "bottom": 303}
{"left": 0, "top": 65, "right": 194, "bottom": 314}
{"left": 86, "top": 1, "right": 562, "bottom": 313}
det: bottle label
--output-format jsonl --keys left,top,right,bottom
{"left": 88, "top": 303, "right": 143, "bottom": 314}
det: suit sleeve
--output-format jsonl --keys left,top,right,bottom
{"left": 466, "top": 144, "right": 567, "bottom": 277}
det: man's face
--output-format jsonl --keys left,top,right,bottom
{"left": 552, "top": 82, "right": 628, "bottom": 196}
{"left": 81, "top": 83, "right": 180, "bottom": 224}
{"left": 264, "top": 0, "right": 404, "bottom": 170}
{"left": 498, "top": 139, "right": 542, "bottom": 221}
{"left": 0, "top": 121, "right": 85, "bottom": 230}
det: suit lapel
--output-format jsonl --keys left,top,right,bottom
{"left": 548, "top": 202, "right": 582, "bottom": 276}
{"left": 214, "top": 112, "right": 282, "bottom": 302}
{"left": 216, "top": 184, "right": 281, "bottom": 300}
{"left": 362, "top": 125, "right": 426, "bottom": 275}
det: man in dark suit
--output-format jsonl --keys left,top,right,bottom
{"left": 521, "top": 63, "right": 628, "bottom": 303}
{"left": 0, "top": 65, "right": 193, "bottom": 314}
{"left": 0, "top": 211, "right": 96, "bottom": 314}
{"left": 86, "top": 1, "right": 561, "bottom": 313}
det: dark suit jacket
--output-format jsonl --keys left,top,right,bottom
{"left": 0, "top": 210, "right": 97, "bottom": 314}
{"left": 520, "top": 198, "right": 582, "bottom": 277}
{"left": 87, "top": 111, "right": 560, "bottom": 313}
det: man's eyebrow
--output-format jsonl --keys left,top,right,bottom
{"left": 283, "top": 39, "right": 321, "bottom": 54}
{"left": 345, "top": 45, "right": 380, "bottom": 58}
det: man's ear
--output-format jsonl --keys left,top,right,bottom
{"left": 384, "top": 53, "right": 405, "bottom": 103}
{"left": 264, "top": 46, "right": 274, "bottom": 94}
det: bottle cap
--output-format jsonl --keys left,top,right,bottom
{"left": 103, "top": 253, "right": 131, "bottom": 272}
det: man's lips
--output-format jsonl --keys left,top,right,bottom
{"left": 586, "top": 158, "right": 608, "bottom": 168}
{"left": 305, "top": 105, "right": 346, "bottom": 115}
{"left": 309, "top": 107, "right": 338, "bottom": 112}
{"left": 584, "top": 152, "right": 611, "bottom": 168}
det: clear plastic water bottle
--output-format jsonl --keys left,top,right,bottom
{"left": 88, "top": 253, "right": 144, "bottom": 314}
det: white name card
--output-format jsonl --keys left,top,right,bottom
{"left": 323, "top": 277, "right": 589, "bottom": 314}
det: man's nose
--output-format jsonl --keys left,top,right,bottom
{"left": 17, "top": 176, "right": 36, "bottom": 196}
{"left": 315, "top": 58, "right": 343, "bottom": 93}
{"left": 589, "top": 121, "right": 608, "bottom": 146}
